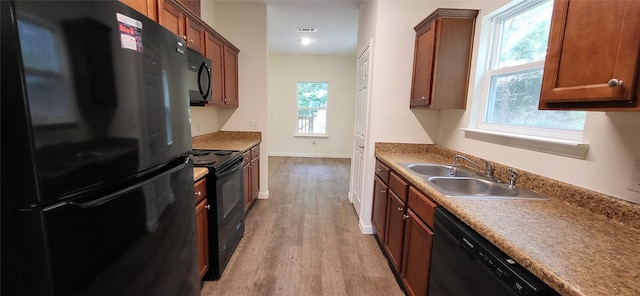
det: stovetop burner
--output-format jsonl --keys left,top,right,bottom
{"left": 214, "top": 151, "right": 232, "bottom": 156}
{"left": 192, "top": 150, "right": 211, "bottom": 157}
{"left": 191, "top": 149, "right": 242, "bottom": 171}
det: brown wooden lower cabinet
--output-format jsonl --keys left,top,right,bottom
{"left": 401, "top": 209, "right": 434, "bottom": 296}
{"left": 194, "top": 178, "right": 209, "bottom": 279}
{"left": 243, "top": 144, "right": 260, "bottom": 213}
{"left": 243, "top": 151, "right": 251, "bottom": 212}
{"left": 372, "top": 158, "right": 438, "bottom": 295}
{"left": 372, "top": 176, "right": 389, "bottom": 242}
{"left": 384, "top": 190, "right": 406, "bottom": 272}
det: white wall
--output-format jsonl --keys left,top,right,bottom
{"left": 437, "top": 1, "right": 640, "bottom": 203}
{"left": 190, "top": 1, "right": 219, "bottom": 137}
{"left": 194, "top": 1, "right": 270, "bottom": 197}
{"left": 268, "top": 55, "right": 356, "bottom": 158}
{"left": 356, "top": 0, "right": 639, "bottom": 232}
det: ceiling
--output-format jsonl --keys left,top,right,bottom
{"left": 266, "top": 0, "right": 361, "bottom": 56}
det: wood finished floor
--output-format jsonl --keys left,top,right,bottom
{"left": 201, "top": 157, "right": 404, "bottom": 296}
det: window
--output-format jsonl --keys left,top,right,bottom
{"left": 478, "top": 0, "right": 586, "bottom": 141}
{"left": 296, "top": 82, "right": 328, "bottom": 135}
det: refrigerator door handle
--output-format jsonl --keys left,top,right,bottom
{"left": 47, "top": 156, "right": 191, "bottom": 210}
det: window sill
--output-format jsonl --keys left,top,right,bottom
{"left": 294, "top": 134, "right": 329, "bottom": 138}
{"left": 461, "top": 128, "right": 589, "bottom": 159}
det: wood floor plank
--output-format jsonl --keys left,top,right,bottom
{"left": 201, "top": 157, "right": 404, "bottom": 296}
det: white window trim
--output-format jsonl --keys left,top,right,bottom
{"left": 466, "top": 0, "right": 589, "bottom": 159}
{"left": 296, "top": 81, "right": 329, "bottom": 136}
{"left": 294, "top": 133, "right": 330, "bottom": 138}
{"left": 461, "top": 128, "right": 588, "bottom": 159}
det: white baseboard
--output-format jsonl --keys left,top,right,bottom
{"left": 258, "top": 190, "right": 269, "bottom": 199}
{"left": 359, "top": 220, "right": 374, "bottom": 234}
{"left": 268, "top": 152, "right": 351, "bottom": 159}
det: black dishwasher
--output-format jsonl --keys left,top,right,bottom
{"left": 428, "top": 208, "right": 559, "bottom": 296}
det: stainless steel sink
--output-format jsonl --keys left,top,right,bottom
{"left": 427, "top": 177, "right": 548, "bottom": 200}
{"left": 405, "top": 164, "right": 475, "bottom": 177}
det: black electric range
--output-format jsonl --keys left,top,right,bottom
{"left": 190, "top": 148, "right": 246, "bottom": 280}
{"left": 191, "top": 149, "right": 243, "bottom": 172}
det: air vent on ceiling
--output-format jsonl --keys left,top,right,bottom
{"left": 296, "top": 27, "right": 318, "bottom": 33}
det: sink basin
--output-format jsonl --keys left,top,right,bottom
{"left": 406, "top": 164, "right": 475, "bottom": 177}
{"left": 427, "top": 177, "right": 548, "bottom": 200}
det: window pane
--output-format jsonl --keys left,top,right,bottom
{"left": 297, "top": 82, "right": 328, "bottom": 134}
{"left": 486, "top": 70, "right": 586, "bottom": 130}
{"left": 497, "top": 1, "right": 552, "bottom": 68}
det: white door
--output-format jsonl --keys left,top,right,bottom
{"left": 349, "top": 43, "right": 371, "bottom": 218}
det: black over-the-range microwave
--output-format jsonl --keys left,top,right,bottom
{"left": 187, "top": 48, "right": 212, "bottom": 105}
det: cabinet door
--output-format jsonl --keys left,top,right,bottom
{"left": 410, "top": 20, "right": 435, "bottom": 107}
{"left": 195, "top": 198, "right": 209, "bottom": 279}
{"left": 372, "top": 176, "right": 389, "bottom": 242}
{"left": 401, "top": 209, "right": 433, "bottom": 296}
{"left": 251, "top": 153, "right": 260, "bottom": 201}
{"left": 384, "top": 191, "right": 406, "bottom": 272}
{"left": 243, "top": 160, "right": 251, "bottom": 212}
{"left": 177, "top": 0, "right": 201, "bottom": 17}
{"left": 205, "top": 31, "right": 225, "bottom": 106}
{"left": 119, "top": 0, "right": 157, "bottom": 21}
{"left": 540, "top": 0, "right": 640, "bottom": 110}
{"left": 223, "top": 45, "right": 239, "bottom": 106}
{"left": 158, "top": 0, "right": 184, "bottom": 37}
{"left": 185, "top": 16, "right": 204, "bottom": 53}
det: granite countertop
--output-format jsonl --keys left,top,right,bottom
{"left": 192, "top": 131, "right": 261, "bottom": 152}
{"left": 190, "top": 131, "right": 261, "bottom": 182}
{"left": 193, "top": 167, "right": 208, "bottom": 182}
{"left": 375, "top": 144, "right": 640, "bottom": 296}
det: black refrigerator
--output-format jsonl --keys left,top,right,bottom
{"left": 1, "top": 1, "right": 199, "bottom": 295}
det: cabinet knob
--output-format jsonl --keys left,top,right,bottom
{"left": 195, "top": 191, "right": 201, "bottom": 196}
{"left": 358, "top": 145, "right": 364, "bottom": 149}
{"left": 182, "top": 35, "right": 187, "bottom": 41}
{"left": 403, "top": 214, "right": 409, "bottom": 220}
{"left": 381, "top": 189, "right": 386, "bottom": 193}
{"left": 608, "top": 78, "right": 623, "bottom": 88}
{"left": 376, "top": 168, "right": 382, "bottom": 172}
{"left": 189, "top": 39, "right": 194, "bottom": 44}
{"left": 421, "top": 96, "right": 426, "bottom": 100}
{"left": 205, "top": 205, "right": 211, "bottom": 210}
{"left": 397, "top": 206, "right": 403, "bottom": 212}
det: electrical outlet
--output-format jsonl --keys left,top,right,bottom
{"left": 628, "top": 160, "right": 640, "bottom": 193}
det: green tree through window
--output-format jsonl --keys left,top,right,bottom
{"left": 482, "top": 0, "right": 585, "bottom": 137}
{"left": 297, "top": 82, "right": 328, "bottom": 134}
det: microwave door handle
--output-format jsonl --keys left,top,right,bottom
{"left": 198, "top": 62, "right": 211, "bottom": 99}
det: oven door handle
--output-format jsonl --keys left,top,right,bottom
{"left": 216, "top": 160, "right": 244, "bottom": 179}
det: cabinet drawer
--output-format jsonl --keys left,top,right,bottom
{"left": 389, "top": 171, "right": 409, "bottom": 202}
{"left": 251, "top": 145, "right": 260, "bottom": 159}
{"left": 408, "top": 186, "right": 437, "bottom": 229}
{"left": 375, "top": 159, "right": 390, "bottom": 184}
{"left": 194, "top": 177, "right": 207, "bottom": 204}
{"left": 243, "top": 151, "right": 251, "bottom": 165}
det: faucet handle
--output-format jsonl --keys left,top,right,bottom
{"left": 484, "top": 161, "right": 495, "bottom": 178}
{"left": 508, "top": 168, "right": 518, "bottom": 188}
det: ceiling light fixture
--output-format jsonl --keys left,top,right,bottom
{"left": 301, "top": 37, "right": 311, "bottom": 46}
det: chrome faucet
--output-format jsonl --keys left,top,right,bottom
{"left": 508, "top": 168, "right": 518, "bottom": 188}
{"left": 451, "top": 154, "right": 494, "bottom": 178}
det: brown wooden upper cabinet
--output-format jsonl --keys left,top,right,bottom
{"left": 539, "top": 0, "right": 640, "bottom": 111}
{"left": 205, "top": 31, "right": 239, "bottom": 107}
{"left": 158, "top": 0, "right": 204, "bottom": 53}
{"left": 176, "top": 0, "right": 201, "bottom": 17}
{"left": 410, "top": 9, "right": 478, "bottom": 109}
{"left": 119, "top": 0, "right": 157, "bottom": 21}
